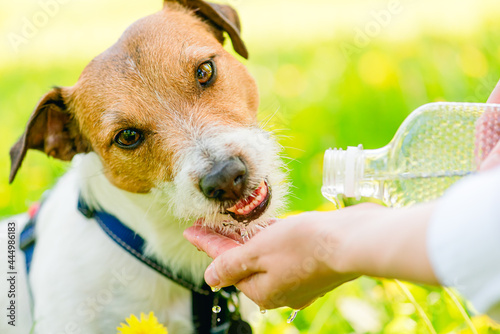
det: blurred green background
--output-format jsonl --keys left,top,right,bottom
{"left": 2, "top": 0, "right": 500, "bottom": 332}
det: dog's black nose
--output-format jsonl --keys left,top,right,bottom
{"left": 200, "top": 157, "right": 247, "bottom": 201}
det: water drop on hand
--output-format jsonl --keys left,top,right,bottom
{"left": 240, "top": 226, "right": 250, "bottom": 243}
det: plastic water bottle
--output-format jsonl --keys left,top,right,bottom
{"left": 322, "top": 102, "right": 500, "bottom": 208}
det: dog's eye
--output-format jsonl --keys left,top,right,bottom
{"left": 196, "top": 61, "right": 215, "bottom": 86}
{"left": 114, "top": 129, "right": 142, "bottom": 149}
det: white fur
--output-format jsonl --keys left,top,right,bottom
{"left": 165, "top": 125, "right": 288, "bottom": 234}
{"left": 0, "top": 124, "right": 287, "bottom": 333}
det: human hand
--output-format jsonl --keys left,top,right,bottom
{"left": 184, "top": 208, "right": 370, "bottom": 310}
{"left": 181, "top": 81, "right": 500, "bottom": 311}
{"left": 184, "top": 202, "right": 439, "bottom": 310}
{"left": 480, "top": 133, "right": 500, "bottom": 170}
{"left": 478, "top": 80, "right": 500, "bottom": 170}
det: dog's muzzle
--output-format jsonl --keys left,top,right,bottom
{"left": 199, "top": 157, "right": 247, "bottom": 201}
{"left": 199, "top": 156, "right": 271, "bottom": 223}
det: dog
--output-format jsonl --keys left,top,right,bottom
{"left": 1, "top": 0, "right": 287, "bottom": 333}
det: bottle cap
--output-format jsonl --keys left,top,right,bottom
{"left": 323, "top": 144, "right": 364, "bottom": 199}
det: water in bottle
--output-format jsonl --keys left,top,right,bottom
{"left": 322, "top": 102, "right": 500, "bottom": 208}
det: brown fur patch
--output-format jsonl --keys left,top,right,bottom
{"left": 26, "top": 4, "right": 259, "bottom": 193}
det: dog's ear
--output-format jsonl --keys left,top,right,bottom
{"left": 9, "top": 87, "right": 91, "bottom": 183}
{"left": 165, "top": 0, "right": 248, "bottom": 59}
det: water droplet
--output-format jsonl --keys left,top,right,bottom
{"left": 212, "top": 305, "right": 221, "bottom": 313}
{"left": 217, "top": 318, "right": 221, "bottom": 322}
{"left": 260, "top": 309, "right": 267, "bottom": 314}
{"left": 241, "top": 264, "right": 248, "bottom": 271}
{"left": 287, "top": 309, "right": 299, "bottom": 323}
{"left": 211, "top": 286, "right": 221, "bottom": 292}
{"left": 240, "top": 226, "right": 250, "bottom": 243}
{"left": 321, "top": 190, "right": 344, "bottom": 210}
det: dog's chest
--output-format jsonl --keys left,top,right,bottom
{"left": 28, "top": 169, "right": 200, "bottom": 333}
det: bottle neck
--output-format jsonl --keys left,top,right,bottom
{"left": 322, "top": 145, "right": 389, "bottom": 200}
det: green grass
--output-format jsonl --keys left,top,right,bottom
{"left": 2, "top": 1, "right": 500, "bottom": 333}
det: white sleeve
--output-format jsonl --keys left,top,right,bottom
{"left": 428, "top": 165, "right": 500, "bottom": 321}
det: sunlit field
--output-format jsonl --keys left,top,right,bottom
{"left": 2, "top": 0, "right": 500, "bottom": 332}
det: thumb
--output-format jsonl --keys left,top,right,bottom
{"left": 487, "top": 79, "right": 500, "bottom": 103}
{"left": 475, "top": 80, "right": 500, "bottom": 167}
{"left": 480, "top": 140, "right": 500, "bottom": 171}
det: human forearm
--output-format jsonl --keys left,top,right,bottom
{"left": 335, "top": 202, "right": 439, "bottom": 285}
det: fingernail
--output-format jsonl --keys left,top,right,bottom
{"left": 205, "top": 262, "right": 220, "bottom": 287}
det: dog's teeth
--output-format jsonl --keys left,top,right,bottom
{"left": 260, "top": 187, "right": 267, "bottom": 196}
{"left": 228, "top": 179, "right": 269, "bottom": 218}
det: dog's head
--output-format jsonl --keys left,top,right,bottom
{"left": 9, "top": 0, "right": 287, "bottom": 232}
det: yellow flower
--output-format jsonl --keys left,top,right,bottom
{"left": 117, "top": 312, "right": 168, "bottom": 334}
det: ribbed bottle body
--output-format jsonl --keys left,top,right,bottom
{"left": 323, "top": 102, "right": 500, "bottom": 208}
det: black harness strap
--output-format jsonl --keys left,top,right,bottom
{"left": 20, "top": 196, "right": 252, "bottom": 334}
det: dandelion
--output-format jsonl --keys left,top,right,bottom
{"left": 117, "top": 312, "right": 168, "bottom": 334}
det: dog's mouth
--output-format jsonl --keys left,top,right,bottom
{"left": 224, "top": 180, "right": 271, "bottom": 224}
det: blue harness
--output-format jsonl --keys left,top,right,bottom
{"left": 19, "top": 196, "right": 252, "bottom": 334}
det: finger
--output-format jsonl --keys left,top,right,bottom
{"left": 487, "top": 79, "right": 500, "bottom": 103}
{"left": 233, "top": 273, "right": 275, "bottom": 309}
{"left": 183, "top": 226, "right": 240, "bottom": 259}
{"left": 480, "top": 140, "right": 500, "bottom": 171}
{"left": 204, "top": 243, "right": 261, "bottom": 287}
{"left": 234, "top": 274, "right": 313, "bottom": 310}
{"left": 477, "top": 86, "right": 500, "bottom": 168}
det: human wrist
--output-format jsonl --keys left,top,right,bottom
{"left": 339, "top": 203, "right": 439, "bottom": 285}
{"left": 331, "top": 204, "right": 389, "bottom": 277}
{"left": 311, "top": 204, "right": 385, "bottom": 277}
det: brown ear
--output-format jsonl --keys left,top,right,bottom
{"left": 165, "top": 0, "right": 248, "bottom": 59}
{"left": 9, "top": 87, "right": 91, "bottom": 183}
